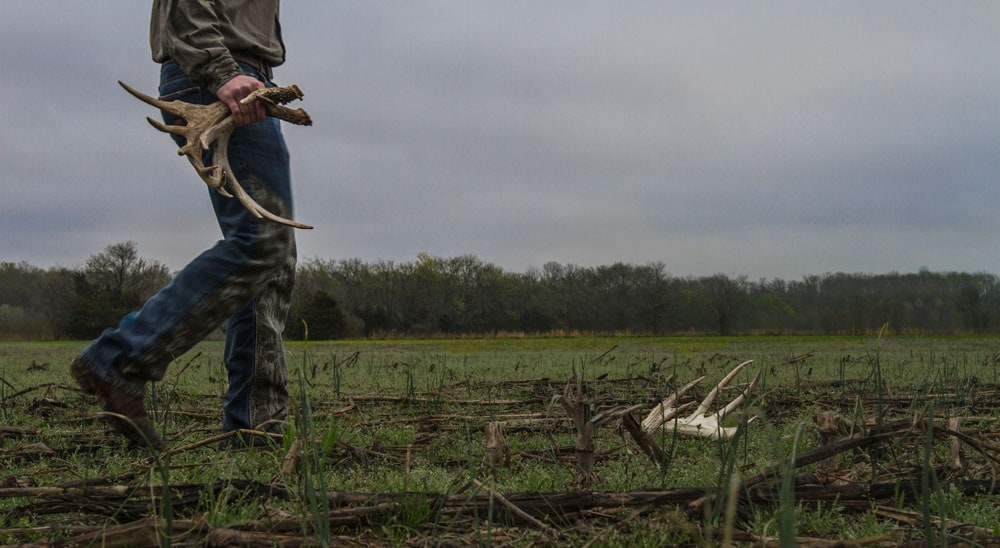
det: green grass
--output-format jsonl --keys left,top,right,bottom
{"left": 2, "top": 334, "right": 1000, "bottom": 544}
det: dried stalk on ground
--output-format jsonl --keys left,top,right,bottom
{"left": 552, "top": 374, "right": 598, "bottom": 486}
{"left": 484, "top": 421, "right": 510, "bottom": 469}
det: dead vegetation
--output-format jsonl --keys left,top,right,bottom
{"left": 2, "top": 347, "right": 1000, "bottom": 546}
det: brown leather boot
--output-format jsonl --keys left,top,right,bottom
{"left": 70, "top": 357, "right": 165, "bottom": 451}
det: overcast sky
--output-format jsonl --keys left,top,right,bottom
{"left": 3, "top": 2, "right": 1000, "bottom": 280}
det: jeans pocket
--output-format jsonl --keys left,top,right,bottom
{"left": 158, "top": 62, "right": 203, "bottom": 99}
{"left": 158, "top": 85, "right": 201, "bottom": 102}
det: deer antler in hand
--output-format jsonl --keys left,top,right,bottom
{"left": 118, "top": 80, "right": 313, "bottom": 229}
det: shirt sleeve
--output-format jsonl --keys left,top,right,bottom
{"left": 155, "top": 0, "right": 242, "bottom": 93}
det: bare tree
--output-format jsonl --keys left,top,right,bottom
{"left": 62, "top": 242, "right": 173, "bottom": 338}
{"left": 84, "top": 241, "right": 171, "bottom": 305}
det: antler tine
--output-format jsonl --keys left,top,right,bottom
{"left": 718, "top": 371, "right": 763, "bottom": 420}
{"left": 641, "top": 375, "right": 705, "bottom": 430}
{"left": 211, "top": 130, "right": 314, "bottom": 229}
{"left": 224, "top": 177, "right": 313, "bottom": 228}
{"left": 118, "top": 80, "right": 174, "bottom": 114}
{"left": 716, "top": 368, "right": 762, "bottom": 421}
{"left": 120, "top": 80, "right": 232, "bottom": 125}
{"left": 690, "top": 359, "right": 753, "bottom": 418}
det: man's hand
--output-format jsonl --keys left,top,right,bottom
{"left": 216, "top": 74, "right": 266, "bottom": 126}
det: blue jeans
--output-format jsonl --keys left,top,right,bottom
{"left": 79, "top": 61, "right": 296, "bottom": 433}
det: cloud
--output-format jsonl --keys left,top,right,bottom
{"left": 3, "top": 2, "right": 1000, "bottom": 280}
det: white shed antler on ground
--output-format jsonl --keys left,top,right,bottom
{"left": 642, "top": 359, "right": 761, "bottom": 440}
{"left": 118, "top": 81, "right": 314, "bottom": 229}
{"left": 545, "top": 360, "right": 761, "bottom": 485}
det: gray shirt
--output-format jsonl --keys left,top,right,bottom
{"left": 150, "top": 0, "right": 285, "bottom": 93}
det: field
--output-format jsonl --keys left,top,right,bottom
{"left": 2, "top": 335, "right": 1000, "bottom": 546}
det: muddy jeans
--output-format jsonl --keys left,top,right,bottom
{"left": 79, "top": 61, "right": 296, "bottom": 433}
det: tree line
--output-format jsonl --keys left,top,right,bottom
{"left": 2, "top": 242, "right": 999, "bottom": 340}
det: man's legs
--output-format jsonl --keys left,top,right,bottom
{"left": 73, "top": 62, "right": 296, "bottom": 446}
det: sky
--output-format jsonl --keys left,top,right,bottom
{"left": 3, "top": 2, "right": 1000, "bottom": 280}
